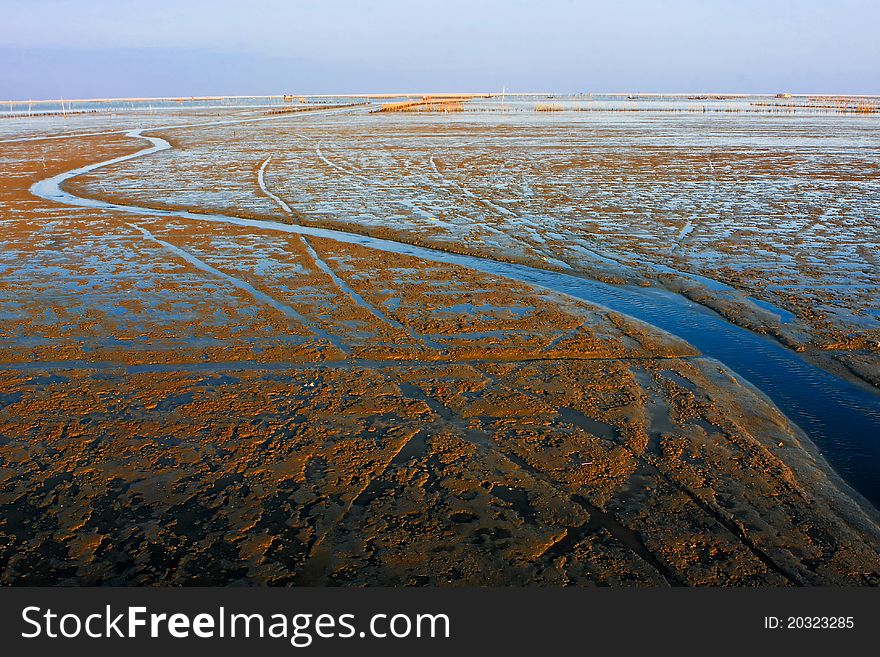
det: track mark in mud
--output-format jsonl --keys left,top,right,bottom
{"left": 509, "top": 364, "right": 805, "bottom": 585}
{"left": 429, "top": 155, "right": 477, "bottom": 198}
{"left": 256, "top": 156, "right": 295, "bottom": 216}
{"left": 670, "top": 219, "right": 695, "bottom": 253}
{"left": 428, "top": 155, "right": 531, "bottom": 249}
{"left": 394, "top": 380, "right": 685, "bottom": 585}
{"left": 126, "top": 222, "right": 350, "bottom": 354}
{"left": 315, "top": 144, "right": 366, "bottom": 181}
{"left": 501, "top": 443, "right": 683, "bottom": 586}
{"left": 428, "top": 153, "right": 530, "bottom": 228}
{"left": 629, "top": 367, "right": 804, "bottom": 585}
{"left": 257, "top": 155, "right": 443, "bottom": 352}
{"left": 426, "top": 153, "right": 572, "bottom": 264}
{"left": 314, "top": 142, "right": 435, "bottom": 221}
{"left": 428, "top": 153, "right": 513, "bottom": 218}
{"left": 297, "top": 396, "right": 433, "bottom": 583}
{"left": 301, "top": 239, "right": 446, "bottom": 352}
{"left": 543, "top": 493, "right": 686, "bottom": 587}
{"left": 668, "top": 155, "right": 717, "bottom": 252}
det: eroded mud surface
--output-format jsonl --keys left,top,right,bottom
{"left": 2, "top": 112, "right": 879, "bottom": 585}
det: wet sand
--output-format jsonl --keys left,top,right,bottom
{"left": 1, "top": 111, "right": 879, "bottom": 585}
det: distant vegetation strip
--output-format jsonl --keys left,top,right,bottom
{"left": 266, "top": 102, "right": 370, "bottom": 115}
{"left": 374, "top": 95, "right": 489, "bottom": 113}
{"left": 1, "top": 109, "right": 101, "bottom": 119}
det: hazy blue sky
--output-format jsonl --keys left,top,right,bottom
{"left": 1, "top": 0, "right": 878, "bottom": 99}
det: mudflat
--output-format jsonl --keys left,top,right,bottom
{"left": 1, "top": 100, "right": 879, "bottom": 585}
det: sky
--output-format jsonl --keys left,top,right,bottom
{"left": 1, "top": 0, "right": 878, "bottom": 100}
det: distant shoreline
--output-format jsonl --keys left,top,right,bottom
{"left": 4, "top": 92, "right": 880, "bottom": 104}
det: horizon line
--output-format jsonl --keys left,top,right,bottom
{"left": 4, "top": 91, "right": 880, "bottom": 104}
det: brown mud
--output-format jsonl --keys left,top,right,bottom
{"left": 1, "top": 131, "right": 879, "bottom": 585}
